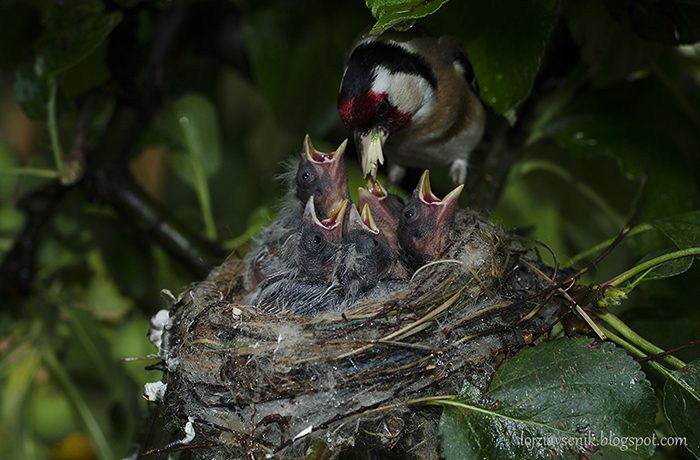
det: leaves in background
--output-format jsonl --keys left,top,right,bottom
{"left": 630, "top": 248, "right": 694, "bottom": 284}
{"left": 543, "top": 77, "right": 697, "bottom": 232}
{"left": 663, "top": 359, "right": 700, "bottom": 458}
{"left": 165, "top": 93, "right": 223, "bottom": 240}
{"left": 10, "top": 0, "right": 121, "bottom": 121}
{"left": 13, "top": 63, "right": 49, "bottom": 121}
{"left": 564, "top": 0, "right": 666, "bottom": 86}
{"left": 366, "top": 0, "right": 451, "bottom": 33}
{"left": 438, "top": 336, "right": 656, "bottom": 460}
{"left": 0, "top": 3, "right": 40, "bottom": 69}
{"left": 420, "top": 0, "right": 560, "bottom": 118}
{"left": 167, "top": 94, "right": 223, "bottom": 180}
{"left": 35, "top": 0, "right": 122, "bottom": 78}
{"left": 652, "top": 210, "right": 700, "bottom": 257}
{"left": 605, "top": 0, "right": 700, "bottom": 45}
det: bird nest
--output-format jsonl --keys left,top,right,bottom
{"left": 147, "top": 210, "right": 567, "bottom": 460}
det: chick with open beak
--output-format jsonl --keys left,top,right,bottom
{"left": 334, "top": 203, "right": 409, "bottom": 304}
{"left": 244, "top": 136, "right": 351, "bottom": 292}
{"left": 244, "top": 197, "right": 347, "bottom": 316}
{"left": 397, "top": 170, "right": 463, "bottom": 269}
{"left": 357, "top": 176, "right": 404, "bottom": 251}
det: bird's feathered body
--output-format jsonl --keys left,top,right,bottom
{"left": 338, "top": 28, "right": 485, "bottom": 185}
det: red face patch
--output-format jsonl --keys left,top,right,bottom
{"left": 338, "top": 91, "right": 383, "bottom": 130}
{"left": 338, "top": 91, "right": 411, "bottom": 133}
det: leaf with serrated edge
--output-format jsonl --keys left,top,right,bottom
{"left": 438, "top": 336, "right": 656, "bottom": 460}
{"left": 663, "top": 359, "right": 700, "bottom": 458}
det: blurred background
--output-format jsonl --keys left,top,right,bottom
{"left": 0, "top": 0, "right": 699, "bottom": 459}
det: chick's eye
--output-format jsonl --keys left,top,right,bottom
{"left": 375, "top": 99, "right": 390, "bottom": 118}
{"left": 297, "top": 164, "right": 316, "bottom": 184}
{"left": 313, "top": 234, "right": 322, "bottom": 245}
{"left": 404, "top": 208, "right": 415, "bottom": 219}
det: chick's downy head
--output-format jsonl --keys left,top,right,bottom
{"left": 397, "top": 170, "right": 463, "bottom": 268}
{"left": 295, "top": 135, "right": 350, "bottom": 219}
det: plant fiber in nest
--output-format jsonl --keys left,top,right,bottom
{"left": 149, "top": 213, "right": 567, "bottom": 459}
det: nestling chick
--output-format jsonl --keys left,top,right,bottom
{"left": 397, "top": 170, "right": 463, "bottom": 269}
{"left": 338, "top": 28, "right": 486, "bottom": 186}
{"left": 284, "top": 196, "right": 347, "bottom": 281}
{"left": 243, "top": 197, "right": 347, "bottom": 315}
{"left": 294, "top": 135, "right": 351, "bottom": 219}
{"left": 245, "top": 136, "right": 350, "bottom": 291}
{"left": 335, "top": 204, "right": 408, "bottom": 304}
{"left": 357, "top": 176, "right": 404, "bottom": 251}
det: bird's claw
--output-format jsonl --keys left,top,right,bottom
{"left": 449, "top": 158, "right": 468, "bottom": 186}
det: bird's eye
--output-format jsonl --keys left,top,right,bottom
{"left": 375, "top": 99, "right": 390, "bottom": 118}
{"left": 404, "top": 208, "right": 415, "bottom": 219}
{"left": 301, "top": 172, "right": 310, "bottom": 181}
{"left": 373, "top": 239, "right": 379, "bottom": 247}
{"left": 313, "top": 234, "right": 322, "bottom": 245}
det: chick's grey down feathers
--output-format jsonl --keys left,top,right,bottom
{"left": 334, "top": 204, "right": 406, "bottom": 303}
{"left": 243, "top": 197, "right": 346, "bottom": 315}
{"left": 244, "top": 137, "right": 350, "bottom": 292}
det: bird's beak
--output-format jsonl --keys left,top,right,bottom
{"left": 416, "top": 170, "right": 463, "bottom": 231}
{"left": 302, "top": 134, "right": 350, "bottom": 214}
{"left": 324, "top": 199, "right": 348, "bottom": 231}
{"left": 355, "top": 128, "right": 389, "bottom": 180}
{"left": 303, "top": 135, "right": 348, "bottom": 166}
{"left": 347, "top": 203, "right": 379, "bottom": 235}
{"left": 303, "top": 196, "right": 347, "bottom": 242}
{"left": 360, "top": 204, "right": 380, "bottom": 235}
{"left": 358, "top": 180, "right": 401, "bottom": 250}
{"left": 363, "top": 175, "right": 387, "bottom": 198}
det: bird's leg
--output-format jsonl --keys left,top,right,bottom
{"left": 449, "top": 157, "right": 468, "bottom": 186}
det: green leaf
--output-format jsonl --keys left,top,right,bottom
{"left": 630, "top": 248, "right": 694, "bottom": 284}
{"left": 652, "top": 211, "right": 700, "bottom": 257}
{"left": 35, "top": 0, "right": 122, "bottom": 78}
{"left": 13, "top": 63, "right": 48, "bottom": 121}
{"left": 165, "top": 93, "right": 223, "bottom": 240}
{"left": 167, "top": 93, "right": 223, "bottom": 179}
{"left": 366, "top": 0, "right": 451, "bottom": 34}
{"left": 663, "top": 359, "right": 700, "bottom": 458}
{"left": 0, "top": 3, "right": 40, "bottom": 69}
{"left": 563, "top": 0, "right": 665, "bottom": 86}
{"left": 423, "top": 0, "right": 560, "bottom": 115}
{"left": 606, "top": 0, "right": 700, "bottom": 45}
{"left": 543, "top": 78, "right": 697, "bottom": 226}
{"left": 438, "top": 336, "right": 657, "bottom": 460}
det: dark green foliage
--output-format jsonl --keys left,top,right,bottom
{"left": 0, "top": 0, "right": 699, "bottom": 459}
{"left": 438, "top": 337, "right": 657, "bottom": 460}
